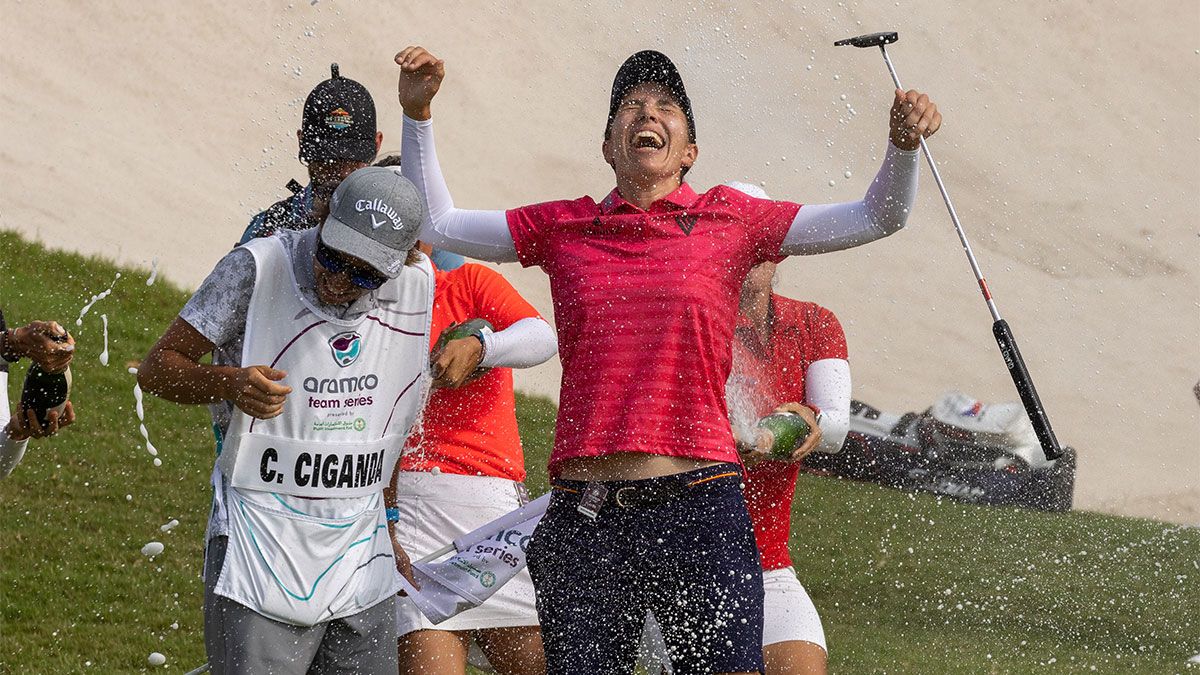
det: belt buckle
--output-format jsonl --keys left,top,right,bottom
{"left": 614, "top": 486, "right": 635, "bottom": 508}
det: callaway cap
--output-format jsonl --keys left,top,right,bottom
{"left": 605, "top": 50, "right": 696, "bottom": 142}
{"left": 320, "top": 167, "right": 424, "bottom": 278}
{"left": 299, "top": 63, "right": 378, "bottom": 163}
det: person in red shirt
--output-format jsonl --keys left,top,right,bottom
{"left": 388, "top": 243, "right": 557, "bottom": 675}
{"left": 395, "top": 45, "right": 939, "bottom": 675}
{"left": 735, "top": 271, "right": 850, "bottom": 674}
{"left": 723, "top": 183, "right": 851, "bottom": 675}
{"left": 641, "top": 207, "right": 851, "bottom": 675}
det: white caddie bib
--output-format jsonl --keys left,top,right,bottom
{"left": 218, "top": 236, "right": 432, "bottom": 498}
{"left": 211, "top": 235, "right": 433, "bottom": 626}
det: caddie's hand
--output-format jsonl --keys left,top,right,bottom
{"left": 395, "top": 45, "right": 445, "bottom": 121}
{"left": 889, "top": 89, "right": 941, "bottom": 151}
{"left": 430, "top": 337, "right": 484, "bottom": 389}
{"left": 389, "top": 528, "right": 419, "bottom": 592}
{"left": 228, "top": 366, "right": 291, "bottom": 420}
{"left": 774, "top": 402, "right": 822, "bottom": 462}
{"left": 8, "top": 401, "right": 75, "bottom": 440}
{"left": 9, "top": 321, "right": 75, "bottom": 373}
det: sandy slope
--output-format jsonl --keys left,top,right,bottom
{"left": 2, "top": 1, "right": 1196, "bottom": 524}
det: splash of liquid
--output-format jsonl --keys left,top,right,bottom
{"left": 129, "top": 367, "right": 160, "bottom": 459}
{"left": 76, "top": 273, "right": 122, "bottom": 326}
{"left": 146, "top": 258, "right": 158, "bottom": 286}
{"left": 98, "top": 314, "right": 109, "bottom": 366}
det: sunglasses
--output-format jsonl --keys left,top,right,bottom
{"left": 315, "top": 242, "right": 388, "bottom": 290}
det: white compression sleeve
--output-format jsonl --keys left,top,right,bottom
{"left": 806, "top": 358, "right": 851, "bottom": 454}
{"left": 0, "top": 371, "right": 30, "bottom": 479}
{"left": 781, "top": 142, "right": 919, "bottom": 256}
{"left": 479, "top": 317, "right": 558, "bottom": 370}
{"left": 400, "top": 116, "right": 518, "bottom": 263}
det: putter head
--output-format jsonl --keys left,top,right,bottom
{"left": 834, "top": 32, "right": 899, "bottom": 48}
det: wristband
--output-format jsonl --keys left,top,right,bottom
{"left": 1, "top": 329, "right": 20, "bottom": 364}
{"left": 472, "top": 332, "right": 488, "bottom": 367}
{"left": 0, "top": 312, "right": 16, "bottom": 363}
{"left": 385, "top": 507, "right": 400, "bottom": 523}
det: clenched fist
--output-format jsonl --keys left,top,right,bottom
{"left": 226, "top": 365, "right": 292, "bottom": 420}
{"left": 395, "top": 45, "right": 445, "bottom": 121}
{"left": 889, "top": 88, "right": 941, "bottom": 151}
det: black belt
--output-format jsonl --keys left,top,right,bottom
{"left": 551, "top": 464, "right": 741, "bottom": 510}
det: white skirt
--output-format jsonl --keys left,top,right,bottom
{"left": 762, "top": 567, "right": 826, "bottom": 651}
{"left": 391, "top": 470, "right": 540, "bottom": 634}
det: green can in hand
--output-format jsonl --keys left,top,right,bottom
{"left": 434, "top": 318, "right": 494, "bottom": 352}
{"left": 756, "top": 412, "right": 811, "bottom": 460}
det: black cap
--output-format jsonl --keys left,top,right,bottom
{"left": 299, "top": 63, "right": 378, "bottom": 164}
{"left": 605, "top": 50, "right": 695, "bottom": 142}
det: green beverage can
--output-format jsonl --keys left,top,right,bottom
{"left": 434, "top": 318, "right": 494, "bottom": 352}
{"left": 433, "top": 318, "right": 495, "bottom": 383}
{"left": 756, "top": 412, "right": 811, "bottom": 460}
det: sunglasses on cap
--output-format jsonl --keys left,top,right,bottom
{"left": 315, "top": 241, "right": 388, "bottom": 290}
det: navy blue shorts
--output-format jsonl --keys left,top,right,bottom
{"left": 527, "top": 463, "right": 765, "bottom": 675}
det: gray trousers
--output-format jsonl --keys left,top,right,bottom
{"left": 203, "top": 536, "right": 398, "bottom": 675}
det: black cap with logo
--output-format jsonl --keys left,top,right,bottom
{"left": 605, "top": 50, "right": 696, "bottom": 142}
{"left": 299, "top": 63, "right": 378, "bottom": 164}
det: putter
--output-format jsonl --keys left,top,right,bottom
{"left": 835, "top": 31, "right": 1063, "bottom": 461}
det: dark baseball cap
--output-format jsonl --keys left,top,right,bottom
{"left": 299, "top": 63, "right": 378, "bottom": 164}
{"left": 320, "top": 167, "right": 424, "bottom": 278}
{"left": 605, "top": 50, "right": 696, "bottom": 142}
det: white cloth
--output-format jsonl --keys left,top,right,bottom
{"left": 189, "top": 229, "right": 387, "bottom": 541}
{"left": 0, "top": 370, "right": 30, "bottom": 479}
{"left": 928, "top": 390, "right": 1049, "bottom": 468}
{"left": 212, "top": 234, "right": 434, "bottom": 626}
{"left": 392, "top": 471, "right": 541, "bottom": 633}
{"left": 400, "top": 115, "right": 920, "bottom": 262}
{"left": 762, "top": 567, "right": 826, "bottom": 650}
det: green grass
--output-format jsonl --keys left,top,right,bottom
{"left": 1, "top": 229, "right": 1197, "bottom": 674}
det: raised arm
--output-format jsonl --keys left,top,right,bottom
{"left": 781, "top": 89, "right": 940, "bottom": 255}
{"left": 395, "top": 46, "right": 516, "bottom": 262}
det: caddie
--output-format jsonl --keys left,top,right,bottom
{"left": 139, "top": 166, "right": 433, "bottom": 674}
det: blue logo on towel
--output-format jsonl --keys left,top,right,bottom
{"left": 329, "top": 331, "right": 362, "bottom": 368}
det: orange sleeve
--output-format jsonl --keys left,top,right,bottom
{"left": 462, "top": 264, "right": 542, "bottom": 331}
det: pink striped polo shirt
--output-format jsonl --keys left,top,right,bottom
{"left": 507, "top": 183, "right": 800, "bottom": 474}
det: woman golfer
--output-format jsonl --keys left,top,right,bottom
{"left": 395, "top": 45, "right": 939, "bottom": 675}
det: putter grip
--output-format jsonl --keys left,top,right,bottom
{"left": 993, "top": 319, "right": 1062, "bottom": 460}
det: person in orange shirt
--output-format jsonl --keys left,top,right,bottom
{"left": 389, "top": 243, "right": 557, "bottom": 675}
